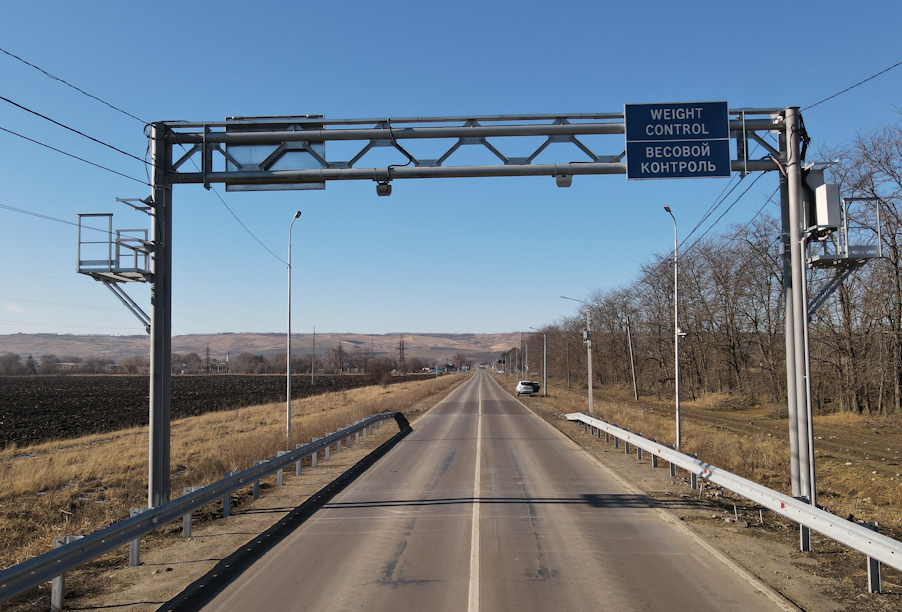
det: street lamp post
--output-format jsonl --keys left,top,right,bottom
{"left": 287, "top": 211, "right": 301, "bottom": 440}
{"left": 529, "top": 327, "right": 547, "bottom": 396}
{"left": 664, "top": 205, "right": 681, "bottom": 451}
{"left": 561, "top": 296, "right": 593, "bottom": 416}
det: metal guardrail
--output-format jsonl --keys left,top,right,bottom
{"left": 566, "top": 413, "right": 902, "bottom": 582}
{"left": 0, "top": 411, "right": 407, "bottom": 604}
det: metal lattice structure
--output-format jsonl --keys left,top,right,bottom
{"left": 82, "top": 106, "right": 842, "bottom": 549}
{"left": 159, "top": 112, "right": 777, "bottom": 190}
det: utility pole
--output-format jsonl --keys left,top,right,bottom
{"left": 529, "top": 327, "right": 547, "bottom": 396}
{"left": 562, "top": 296, "right": 593, "bottom": 415}
{"left": 627, "top": 315, "right": 639, "bottom": 401}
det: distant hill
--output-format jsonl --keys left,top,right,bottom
{"left": 0, "top": 332, "right": 524, "bottom": 364}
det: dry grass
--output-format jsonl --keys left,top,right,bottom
{"left": 0, "top": 374, "right": 464, "bottom": 570}
{"left": 494, "top": 376, "right": 902, "bottom": 528}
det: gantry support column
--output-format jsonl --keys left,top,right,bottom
{"left": 149, "top": 124, "right": 173, "bottom": 508}
{"left": 784, "top": 107, "right": 814, "bottom": 550}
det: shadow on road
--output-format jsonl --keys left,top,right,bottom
{"left": 156, "top": 424, "right": 413, "bottom": 612}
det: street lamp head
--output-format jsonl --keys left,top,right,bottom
{"left": 663, "top": 205, "right": 671, "bottom": 213}
{"left": 294, "top": 211, "right": 302, "bottom": 219}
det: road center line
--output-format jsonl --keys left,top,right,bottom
{"left": 468, "top": 375, "right": 482, "bottom": 612}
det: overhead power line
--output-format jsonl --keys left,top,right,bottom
{"left": 180, "top": 147, "right": 288, "bottom": 266}
{"left": 0, "top": 318, "right": 143, "bottom": 330}
{"left": 0, "top": 125, "right": 148, "bottom": 185}
{"left": 0, "top": 295, "right": 122, "bottom": 311}
{"left": 0, "top": 95, "right": 149, "bottom": 165}
{"left": 0, "top": 202, "right": 113, "bottom": 234}
{"left": 680, "top": 173, "right": 766, "bottom": 254}
{"left": 803, "top": 59, "right": 902, "bottom": 111}
{"left": 0, "top": 45, "right": 145, "bottom": 123}
{"left": 2, "top": 47, "right": 284, "bottom": 264}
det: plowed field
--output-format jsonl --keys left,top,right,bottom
{"left": 0, "top": 374, "right": 430, "bottom": 447}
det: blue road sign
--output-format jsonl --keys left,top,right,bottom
{"left": 625, "top": 102, "right": 731, "bottom": 180}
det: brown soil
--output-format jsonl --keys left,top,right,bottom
{"left": 0, "top": 374, "right": 432, "bottom": 448}
{"left": 1, "top": 376, "right": 466, "bottom": 612}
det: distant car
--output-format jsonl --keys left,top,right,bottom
{"left": 516, "top": 381, "right": 540, "bottom": 396}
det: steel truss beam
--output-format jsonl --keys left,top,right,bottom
{"left": 159, "top": 111, "right": 781, "bottom": 187}
{"left": 143, "top": 108, "right": 787, "bottom": 508}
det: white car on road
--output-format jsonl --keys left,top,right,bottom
{"left": 516, "top": 381, "right": 540, "bottom": 396}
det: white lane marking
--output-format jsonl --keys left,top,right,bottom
{"left": 468, "top": 375, "right": 482, "bottom": 612}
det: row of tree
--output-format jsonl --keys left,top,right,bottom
{"left": 0, "top": 346, "right": 460, "bottom": 376}
{"left": 519, "top": 122, "right": 902, "bottom": 416}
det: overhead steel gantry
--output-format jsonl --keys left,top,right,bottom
{"left": 158, "top": 112, "right": 778, "bottom": 190}
{"left": 139, "top": 109, "right": 823, "bottom": 551}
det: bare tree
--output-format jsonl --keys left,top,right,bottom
{"left": 0, "top": 353, "right": 22, "bottom": 375}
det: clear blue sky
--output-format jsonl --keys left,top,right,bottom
{"left": 1, "top": 0, "right": 900, "bottom": 338}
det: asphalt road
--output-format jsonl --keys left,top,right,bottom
{"left": 196, "top": 370, "right": 786, "bottom": 611}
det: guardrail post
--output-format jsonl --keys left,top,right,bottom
{"left": 325, "top": 435, "right": 332, "bottom": 460}
{"left": 690, "top": 454, "right": 699, "bottom": 489}
{"left": 310, "top": 438, "right": 319, "bottom": 466}
{"left": 253, "top": 460, "right": 266, "bottom": 499}
{"left": 181, "top": 487, "right": 204, "bottom": 538}
{"left": 129, "top": 507, "right": 151, "bottom": 566}
{"left": 277, "top": 451, "right": 290, "bottom": 485}
{"left": 355, "top": 429, "right": 360, "bottom": 444}
{"left": 636, "top": 434, "right": 643, "bottom": 460}
{"left": 295, "top": 443, "right": 305, "bottom": 475}
{"left": 800, "top": 518, "right": 811, "bottom": 552}
{"left": 222, "top": 471, "right": 236, "bottom": 517}
{"left": 624, "top": 428, "right": 631, "bottom": 454}
{"left": 336, "top": 431, "right": 342, "bottom": 453}
{"left": 651, "top": 439, "right": 658, "bottom": 467}
{"left": 613, "top": 425, "right": 619, "bottom": 448}
{"left": 605, "top": 430, "right": 610, "bottom": 443}
{"left": 50, "top": 535, "right": 83, "bottom": 612}
{"left": 863, "top": 522, "right": 882, "bottom": 592}
{"left": 669, "top": 446, "right": 676, "bottom": 478}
